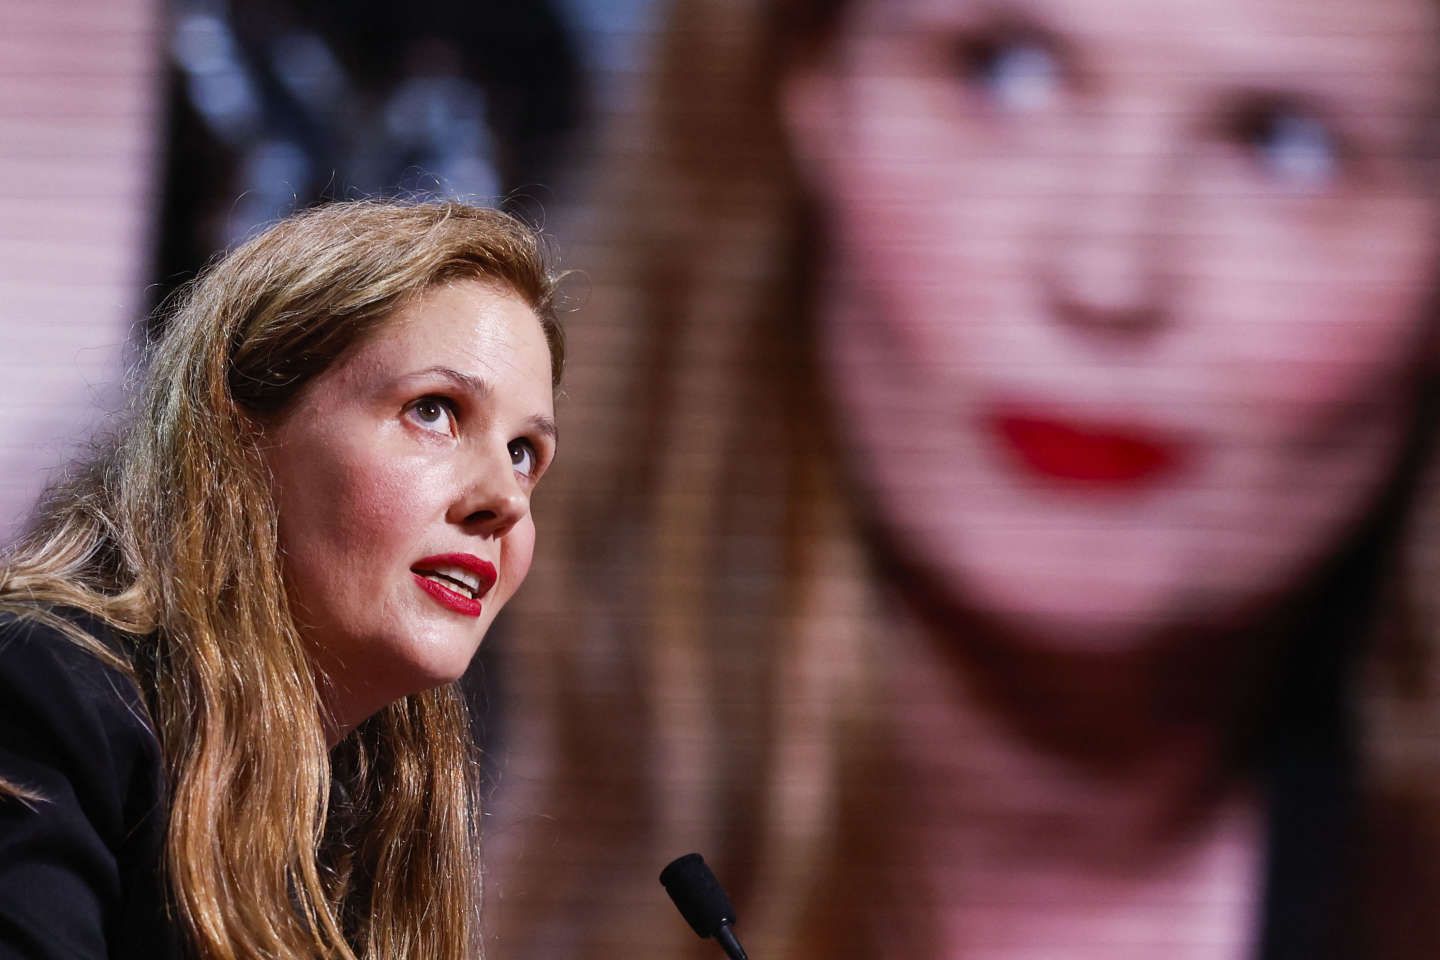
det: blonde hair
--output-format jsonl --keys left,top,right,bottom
{"left": 492, "top": 0, "right": 1440, "bottom": 956}
{"left": 0, "top": 199, "right": 563, "bottom": 959}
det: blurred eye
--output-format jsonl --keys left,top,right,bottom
{"left": 406, "top": 397, "right": 456, "bottom": 435}
{"left": 1233, "top": 99, "right": 1340, "bottom": 189}
{"left": 957, "top": 33, "right": 1063, "bottom": 112}
{"left": 509, "top": 439, "right": 538, "bottom": 479}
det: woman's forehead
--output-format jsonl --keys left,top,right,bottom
{"left": 360, "top": 283, "right": 551, "bottom": 393}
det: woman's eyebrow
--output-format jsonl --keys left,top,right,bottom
{"left": 400, "top": 365, "right": 558, "bottom": 441}
{"left": 527, "top": 414, "right": 559, "bottom": 443}
{"left": 400, "top": 365, "right": 494, "bottom": 398}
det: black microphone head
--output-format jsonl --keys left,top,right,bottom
{"left": 659, "top": 853, "right": 737, "bottom": 939}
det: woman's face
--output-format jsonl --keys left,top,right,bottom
{"left": 787, "top": 0, "right": 1440, "bottom": 647}
{"left": 263, "top": 279, "right": 556, "bottom": 731}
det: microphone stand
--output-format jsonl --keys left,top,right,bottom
{"left": 715, "top": 922, "right": 748, "bottom": 960}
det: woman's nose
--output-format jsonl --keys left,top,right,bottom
{"left": 450, "top": 447, "right": 529, "bottom": 538}
{"left": 1044, "top": 106, "right": 1175, "bottom": 336}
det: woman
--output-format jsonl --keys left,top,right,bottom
{"left": 0, "top": 199, "right": 563, "bottom": 958}
{"left": 489, "top": 0, "right": 1440, "bottom": 957}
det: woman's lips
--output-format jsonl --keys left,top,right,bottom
{"left": 987, "top": 406, "right": 1189, "bottom": 486}
{"left": 411, "top": 553, "right": 497, "bottom": 618}
{"left": 413, "top": 573, "right": 484, "bottom": 617}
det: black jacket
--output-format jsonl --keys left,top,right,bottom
{"left": 0, "top": 612, "right": 183, "bottom": 959}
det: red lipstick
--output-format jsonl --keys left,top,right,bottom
{"left": 988, "top": 407, "right": 1187, "bottom": 486}
{"left": 410, "top": 553, "right": 497, "bottom": 618}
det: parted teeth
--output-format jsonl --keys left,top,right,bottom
{"left": 427, "top": 565, "right": 482, "bottom": 596}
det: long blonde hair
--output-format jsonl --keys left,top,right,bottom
{"left": 492, "top": 0, "right": 1440, "bottom": 956}
{"left": 0, "top": 199, "right": 563, "bottom": 959}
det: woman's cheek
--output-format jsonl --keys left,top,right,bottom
{"left": 497, "top": 516, "right": 538, "bottom": 607}
{"left": 1199, "top": 194, "right": 1439, "bottom": 431}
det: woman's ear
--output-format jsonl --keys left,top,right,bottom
{"left": 779, "top": 51, "right": 847, "bottom": 201}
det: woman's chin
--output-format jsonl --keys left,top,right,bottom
{"left": 988, "top": 600, "right": 1178, "bottom": 655}
{"left": 403, "top": 643, "right": 484, "bottom": 692}
{"left": 952, "top": 556, "right": 1203, "bottom": 656}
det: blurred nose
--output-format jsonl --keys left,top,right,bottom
{"left": 1044, "top": 104, "right": 1174, "bottom": 335}
{"left": 450, "top": 444, "right": 529, "bottom": 538}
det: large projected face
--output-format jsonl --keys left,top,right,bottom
{"left": 786, "top": 0, "right": 1440, "bottom": 648}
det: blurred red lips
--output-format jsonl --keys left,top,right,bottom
{"left": 987, "top": 406, "right": 1189, "bottom": 486}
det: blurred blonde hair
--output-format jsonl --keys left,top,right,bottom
{"left": 492, "top": 0, "right": 1440, "bottom": 957}
{"left": 0, "top": 199, "right": 563, "bottom": 959}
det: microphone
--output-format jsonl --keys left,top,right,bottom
{"left": 659, "top": 853, "right": 750, "bottom": 960}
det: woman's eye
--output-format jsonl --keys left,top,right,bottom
{"left": 407, "top": 397, "right": 456, "bottom": 435}
{"left": 509, "top": 439, "right": 538, "bottom": 479}
{"left": 958, "top": 34, "right": 1063, "bottom": 113}
{"left": 1233, "top": 100, "right": 1340, "bottom": 189}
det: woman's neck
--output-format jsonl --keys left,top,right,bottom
{"left": 851, "top": 523, "right": 1378, "bottom": 958}
{"left": 864, "top": 607, "right": 1269, "bottom": 959}
{"left": 888, "top": 588, "right": 1263, "bottom": 834}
